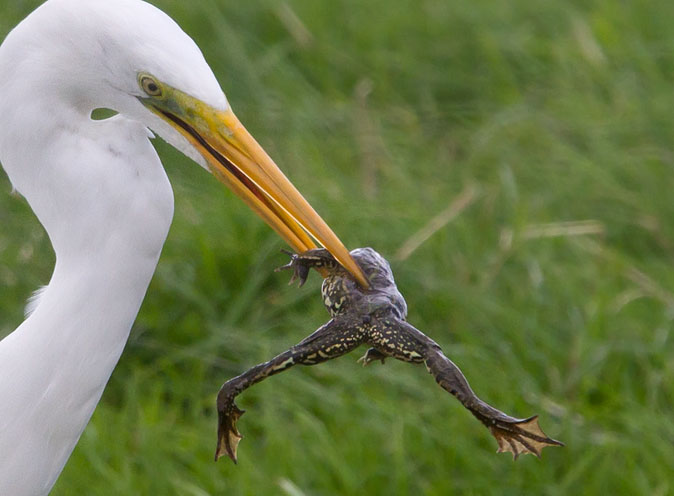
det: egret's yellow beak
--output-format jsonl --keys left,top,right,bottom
{"left": 139, "top": 76, "right": 368, "bottom": 288}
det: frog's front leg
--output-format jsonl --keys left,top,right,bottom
{"left": 363, "top": 313, "right": 563, "bottom": 459}
{"left": 215, "top": 316, "right": 367, "bottom": 463}
{"left": 275, "top": 248, "right": 346, "bottom": 287}
{"left": 357, "top": 347, "right": 388, "bottom": 366}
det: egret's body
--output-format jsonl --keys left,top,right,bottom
{"left": 0, "top": 0, "right": 365, "bottom": 493}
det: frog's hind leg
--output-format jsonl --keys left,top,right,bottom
{"left": 364, "top": 315, "right": 563, "bottom": 459}
{"left": 216, "top": 317, "right": 365, "bottom": 463}
{"left": 424, "top": 346, "right": 563, "bottom": 458}
{"left": 361, "top": 311, "right": 437, "bottom": 365}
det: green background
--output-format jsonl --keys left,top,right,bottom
{"left": 2, "top": 0, "right": 673, "bottom": 494}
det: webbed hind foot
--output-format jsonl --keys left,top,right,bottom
{"left": 215, "top": 391, "right": 245, "bottom": 463}
{"left": 486, "top": 414, "right": 564, "bottom": 460}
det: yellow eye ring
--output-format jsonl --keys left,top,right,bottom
{"left": 139, "top": 74, "right": 162, "bottom": 97}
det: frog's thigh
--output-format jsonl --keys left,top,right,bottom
{"left": 366, "top": 316, "right": 430, "bottom": 364}
{"left": 294, "top": 317, "right": 367, "bottom": 365}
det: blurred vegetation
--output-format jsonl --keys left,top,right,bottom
{"left": 2, "top": 0, "right": 674, "bottom": 494}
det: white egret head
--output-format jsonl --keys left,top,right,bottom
{"left": 6, "top": 0, "right": 224, "bottom": 163}
{"left": 0, "top": 0, "right": 367, "bottom": 286}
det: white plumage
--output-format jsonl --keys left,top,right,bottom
{"left": 0, "top": 1, "right": 365, "bottom": 493}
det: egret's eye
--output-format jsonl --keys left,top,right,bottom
{"left": 139, "top": 75, "right": 162, "bottom": 97}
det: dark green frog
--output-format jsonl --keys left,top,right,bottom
{"left": 215, "top": 248, "right": 563, "bottom": 463}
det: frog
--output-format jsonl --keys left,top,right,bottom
{"left": 215, "top": 248, "right": 563, "bottom": 463}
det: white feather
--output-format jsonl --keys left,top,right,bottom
{"left": 24, "top": 285, "right": 48, "bottom": 318}
{"left": 0, "top": 1, "right": 231, "bottom": 493}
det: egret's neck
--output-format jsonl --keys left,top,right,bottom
{"left": 0, "top": 64, "right": 174, "bottom": 495}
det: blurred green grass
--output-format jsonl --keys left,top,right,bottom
{"left": 2, "top": 0, "right": 674, "bottom": 494}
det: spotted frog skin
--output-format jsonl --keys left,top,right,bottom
{"left": 215, "top": 248, "right": 563, "bottom": 463}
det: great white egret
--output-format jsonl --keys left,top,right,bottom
{"left": 0, "top": 0, "right": 367, "bottom": 493}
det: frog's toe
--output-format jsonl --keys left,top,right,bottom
{"left": 275, "top": 250, "right": 310, "bottom": 287}
{"left": 357, "top": 347, "right": 388, "bottom": 366}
